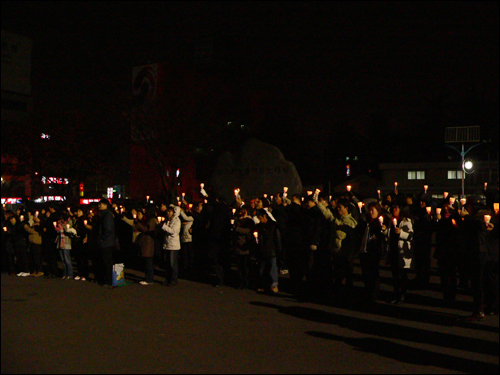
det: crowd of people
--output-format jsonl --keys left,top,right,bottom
{"left": 1, "top": 185, "right": 499, "bottom": 322}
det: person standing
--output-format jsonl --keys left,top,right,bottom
{"left": 255, "top": 209, "right": 282, "bottom": 294}
{"left": 387, "top": 204, "right": 414, "bottom": 304}
{"left": 135, "top": 206, "right": 158, "bottom": 285}
{"left": 97, "top": 199, "right": 116, "bottom": 287}
{"left": 161, "top": 205, "right": 182, "bottom": 286}
{"left": 179, "top": 204, "right": 195, "bottom": 279}
{"left": 359, "top": 202, "right": 389, "bottom": 303}
{"left": 331, "top": 198, "right": 358, "bottom": 289}
{"left": 55, "top": 213, "right": 77, "bottom": 279}
{"left": 41, "top": 206, "right": 60, "bottom": 278}
{"left": 72, "top": 208, "right": 90, "bottom": 281}
{"left": 24, "top": 214, "right": 44, "bottom": 277}
{"left": 232, "top": 207, "right": 256, "bottom": 289}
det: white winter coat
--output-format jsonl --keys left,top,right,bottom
{"left": 162, "top": 205, "right": 181, "bottom": 250}
{"left": 180, "top": 211, "right": 194, "bottom": 243}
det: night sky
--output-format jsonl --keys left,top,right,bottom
{"left": 2, "top": 1, "right": 499, "bottom": 184}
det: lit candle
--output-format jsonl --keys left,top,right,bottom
{"left": 494, "top": 203, "right": 499, "bottom": 214}
{"left": 177, "top": 196, "right": 180, "bottom": 202}
{"left": 358, "top": 202, "right": 364, "bottom": 213}
{"left": 232, "top": 208, "right": 236, "bottom": 215}
{"left": 133, "top": 214, "right": 137, "bottom": 219}
{"left": 460, "top": 198, "right": 466, "bottom": 206}
{"left": 182, "top": 193, "right": 185, "bottom": 200}
{"left": 378, "top": 216, "right": 384, "bottom": 225}
{"left": 270, "top": 196, "right": 273, "bottom": 201}
{"left": 484, "top": 215, "right": 491, "bottom": 224}
{"left": 53, "top": 221, "right": 57, "bottom": 227}
{"left": 3, "top": 227, "right": 7, "bottom": 232}
{"left": 307, "top": 191, "right": 313, "bottom": 196}
{"left": 35, "top": 211, "right": 39, "bottom": 217}
{"left": 444, "top": 192, "right": 449, "bottom": 199}
{"left": 301, "top": 197, "right": 304, "bottom": 202}
{"left": 253, "top": 231, "right": 259, "bottom": 244}
{"left": 426, "top": 207, "right": 431, "bottom": 215}
{"left": 424, "top": 185, "right": 428, "bottom": 193}
{"left": 263, "top": 194, "right": 268, "bottom": 199}
{"left": 146, "top": 195, "right": 150, "bottom": 202}
{"left": 188, "top": 204, "right": 193, "bottom": 210}
{"left": 84, "top": 220, "right": 88, "bottom": 226}
{"left": 120, "top": 207, "right": 124, "bottom": 214}
{"left": 394, "top": 182, "right": 398, "bottom": 191}
{"left": 315, "top": 188, "right": 321, "bottom": 194}
{"left": 66, "top": 224, "right": 70, "bottom": 230}
{"left": 484, "top": 182, "right": 488, "bottom": 191}
{"left": 20, "top": 215, "right": 24, "bottom": 222}
{"left": 393, "top": 218, "right": 398, "bottom": 227}
{"left": 377, "top": 190, "right": 381, "bottom": 199}
{"left": 200, "top": 183, "right": 204, "bottom": 189}
{"left": 234, "top": 189, "right": 239, "bottom": 197}
{"left": 452, "top": 218, "right": 457, "bottom": 227}
{"left": 346, "top": 185, "right": 351, "bottom": 192}
{"left": 231, "top": 219, "right": 235, "bottom": 225}
{"left": 283, "top": 187, "right": 288, "bottom": 194}
{"left": 436, "top": 208, "right": 442, "bottom": 215}
{"left": 204, "top": 199, "right": 208, "bottom": 204}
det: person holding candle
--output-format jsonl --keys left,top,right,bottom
{"left": 41, "top": 206, "right": 60, "bottom": 278}
{"left": 303, "top": 195, "right": 328, "bottom": 295}
{"left": 232, "top": 207, "right": 256, "bottom": 289}
{"left": 179, "top": 203, "right": 195, "bottom": 279}
{"left": 284, "top": 194, "right": 308, "bottom": 295}
{"left": 272, "top": 192, "right": 291, "bottom": 275}
{"left": 161, "top": 204, "right": 182, "bottom": 287}
{"left": 330, "top": 198, "right": 358, "bottom": 290}
{"left": 254, "top": 209, "right": 282, "bottom": 294}
{"left": 72, "top": 207, "right": 90, "bottom": 281}
{"left": 460, "top": 206, "right": 496, "bottom": 321}
{"left": 24, "top": 214, "right": 44, "bottom": 277}
{"left": 97, "top": 199, "right": 117, "bottom": 288}
{"left": 413, "top": 198, "right": 434, "bottom": 290}
{"left": 387, "top": 204, "right": 414, "bottom": 304}
{"left": 55, "top": 213, "right": 77, "bottom": 280}
{"left": 434, "top": 203, "right": 461, "bottom": 303}
{"left": 135, "top": 206, "right": 158, "bottom": 285}
{"left": 359, "top": 202, "right": 389, "bottom": 303}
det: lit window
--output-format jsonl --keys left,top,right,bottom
{"left": 448, "top": 170, "right": 463, "bottom": 180}
{"left": 408, "top": 171, "right": 425, "bottom": 180}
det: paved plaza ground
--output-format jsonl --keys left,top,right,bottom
{"left": 1, "top": 259, "right": 499, "bottom": 374}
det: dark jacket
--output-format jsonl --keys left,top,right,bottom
{"left": 233, "top": 217, "right": 255, "bottom": 256}
{"left": 284, "top": 202, "right": 307, "bottom": 251}
{"left": 136, "top": 218, "right": 156, "bottom": 258}
{"left": 98, "top": 209, "right": 116, "bottom": 248}
{"left": 255, "top": 219, "right": 282, "bottom": 260}
{"left": 305, "top": 204, "right": 327, "bottom": 248}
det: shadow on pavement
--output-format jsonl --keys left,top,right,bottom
{"left": 306, "top": 331, "right": 499, "bottom": 374}
{"left": 249, "top": 301, "right": 499, "bottom": 357}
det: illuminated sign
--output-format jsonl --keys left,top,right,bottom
{"left": 80, "top": 199, "right": 101, "bottom": 205}
{"left": 40, "top": 196, "right": 65, "bottom": 202}
{"left": 42, "top": 177, "right": 69, "bottom": 185}
{"left": 1, "top": 198, "right": 22, "bottom": 204}
{"left": 107, "top": 187, "right": 114, "bottom": 199}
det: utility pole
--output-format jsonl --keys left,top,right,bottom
{"left": 445, "top": 126, "right": 482, "bottom": 199}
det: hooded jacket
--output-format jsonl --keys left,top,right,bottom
{"left": 162, "top": 205, "right": 181, "bottom": 250}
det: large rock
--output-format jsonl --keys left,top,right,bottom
{"left": 211, "top": 138, "right": 303, "bottom": 203}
